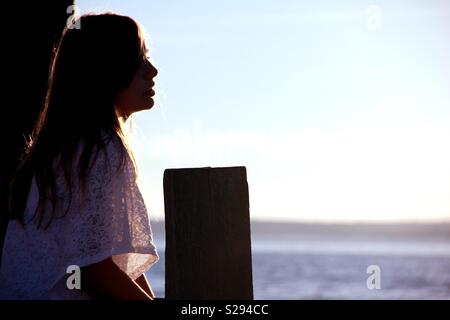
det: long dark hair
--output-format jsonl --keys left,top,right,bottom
{"left": 9, "top": 13, "right": 147, "bottom": 229}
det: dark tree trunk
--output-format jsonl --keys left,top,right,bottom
{"left": 0, "top": 1, "right": 73, "bottom": 263}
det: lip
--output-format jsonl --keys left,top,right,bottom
{"left": 144, "top": 88, "right": 155, "bottom": 97}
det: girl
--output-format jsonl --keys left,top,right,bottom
{"left": 0, "top": 13, "right": 159, "bottom": 299}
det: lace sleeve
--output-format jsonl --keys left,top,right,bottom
{"left": 61, "top": 136, "right": 159, "bottom": 280}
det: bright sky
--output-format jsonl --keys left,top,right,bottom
{"left": 76, "top": 0, "right": 450, "bottom": 223}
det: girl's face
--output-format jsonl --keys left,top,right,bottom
{"left": 115, "top": 51, "right": 158, "bottom": 118}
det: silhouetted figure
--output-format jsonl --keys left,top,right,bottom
{"left": 0, "top": 13, "right": 159, "bottom": 300}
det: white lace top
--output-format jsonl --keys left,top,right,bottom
{"left": 0, "top": 135, "right": 159, "bottom": 299}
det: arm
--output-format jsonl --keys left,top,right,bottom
{"left": 135, "top": 273, "right": 155, "bottom": 298}
{"left": 81, "top": 257, "right": 153, "bottom": 300}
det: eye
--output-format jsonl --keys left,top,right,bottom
{"left": 140, "top": 52, "right": 150, "bottom": 62}
{"left": 138, "top": 54, "right": 148, "bottom": 65}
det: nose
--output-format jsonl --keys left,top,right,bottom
{"left": 144, "top": 59, "right": 158, "bottom": 80}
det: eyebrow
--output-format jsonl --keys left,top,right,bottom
{"left": 142, "top": 47, "right": 150, "bottom": 59}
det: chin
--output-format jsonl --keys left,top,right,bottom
{"left": 138, "top": 99, "right": 154, "bottom": 111}
{"left": 145, "top": 100, "right": 155, "bottom": 109}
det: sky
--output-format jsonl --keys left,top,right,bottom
{"left": 75, "top": 0, "right": 450, "bottom": 223}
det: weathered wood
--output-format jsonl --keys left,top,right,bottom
{"left": 164, "top": 166, "right": 253, "bottom": 299}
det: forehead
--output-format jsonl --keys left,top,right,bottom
{"left": 137, "top": 23, "right": 149, "bottom": 52}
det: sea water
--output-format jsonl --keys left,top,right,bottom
{"left": 146, "top": 237, "right": 450, "bottom": 299}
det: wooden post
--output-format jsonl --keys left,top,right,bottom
{"left": 164, "top": 166, "right": 253, "bottom": 299}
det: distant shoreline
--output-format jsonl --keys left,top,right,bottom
{"left": 150, "top": 219, "right": 450, "bottom": 241}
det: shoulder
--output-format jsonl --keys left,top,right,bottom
{"left": 100, "top": 131, "right": 127, "bottom": 156}
{"left": 90, "top": 132, "right": 135, "bottom": 181}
